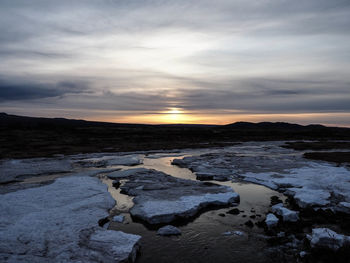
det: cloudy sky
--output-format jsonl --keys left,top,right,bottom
{"left": 1, "top": 0, "right": 350, "bottom": 126}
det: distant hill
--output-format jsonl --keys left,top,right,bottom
{"left": 0, "top": 112, "right": 344, "bottom": 130}
{"left": 0, "top": 112, "right": 147, "bottom": 128}
{"left": 224, "top": 121, "right": 325, "bottom": 130}
{"left": 1, "top": 112, "right": 349, "bottom": 159}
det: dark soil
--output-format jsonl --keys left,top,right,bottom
{"left": 1, "top": 113, "right": 350, "bottom": 159}
{"left": 303, "top": 152, "right": 350, "bottom": 165}
{"left": 283, "top": 141, "right": 350, "bottom": 151}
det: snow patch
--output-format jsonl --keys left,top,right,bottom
{"left": 309, "top": 228, "right": 350, "bottom": 251}
{"left": 0, "top": 176, "right": 140, "bottom": 262}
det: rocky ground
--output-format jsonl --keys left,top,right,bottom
{"left": 109, "top": 168, "right": 239, "bottom": 224}
{"left": 0, "top": 141, "right": 350, "bottom": 262}
{"left": 171, "top": 142, "right": 350, "bottom": 261}
{"left": 172, "top": 142, "right": 350, "bottom": 213}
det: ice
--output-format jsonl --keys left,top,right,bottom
{"left": 271, "top": 203, "right": 299, "bottom": 222}
{"left": 265, "top": 213, "right": 279, "bottom": 228}
{"left": 172, "top": 143, "right": 350, "bottom": 213}
{"left": 78, "top": 154, "right": 143, "bottom": 168}
{"left": 0, "top": 176, "right": 140, "bottom": 262}
{"left": 157, "top": 225, "right": 181, "bottom": 236}
{"left": 0, "top": 158, "right": 72, "bottom": 183}
{"left": 309, "top": 228, "right": 350, "bottom": 251}
{"left": 115, "top": 168, "right": 239, "bottom": 224}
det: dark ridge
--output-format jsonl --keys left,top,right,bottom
{"left": 303, "top": 152, "right": 350, "bottom": 164}
{"left": 224, "top": 121, "right": 328, "bottom": 130}
{"left": 0, "top": 112, "right": 149, "bottom": 128}
{"left": 225, "top": 121, "right": 305, "bottom": 129}
{"left": 1, "top": 113, "right": 349, "bottom": 159}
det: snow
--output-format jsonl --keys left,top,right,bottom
{"left": 157, "top": 225, "right": 182, "bottom": 236}
{"left": 0, "top": 176, "right": 140, "bottom": 262}
{"left": 115, "top": 168, "right": 240, "bottom": 224}
{"left": 131, "top": 192, "right": 239, "bottom": 224}
{"left": 0, "top": 158, "right": 72, "bottom": 183}
{"left": 113, "top": 215, "right": 125, "bottom": 223}
{"left": 271, "top": 203, "right": 299, "bottom": 222}
{"left": 309, "top": 228, "right": 350, "bottom": 251}
{"left": 265, "top": 213, "right": 279, "bottom": 228}
{"left": 335, "top": 202, "right": 350, "bottom": 213}
{"left": 244, "top": 164, "right": 350, "bottom": 211}
{"left": 172, "top": 143, "right": 350, "bottom": 213}
{"left": 223, "top": 230, "right": 245, "bottom": 236}
{"left": 288, "top": 188, "right": 331, "bottom": 208}
{"left": 79, "top": 154, "right": 143, "bottom": 167}
{"left": 88, "top": 229, "right": 141, "bottom": 262}
{"left": 107, "top": 168, "right": 150, "bottom": 179}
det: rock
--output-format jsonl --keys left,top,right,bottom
{"left": 112, "top": 180, "right": 121, "bottom": 188}
{"left": 172, "top": 156, "right": 198, "bottom": 167}
{"left": 277, "top": 232, "right": 285, "bottom": 238}
{"left": 157, "top": 225, "right": 181, "bottom": 236}
{"left": 244, "top": 220, "right": 254, "bottom": 228}
{"left": 285, "top": 234, "right": 301, "bottom": 248}
{"left": 265, "top": 213, "right": 279, "bottom": 228}
{"left": 172, "top": 156, "right": 232, "bottom": 181}
{"left": 255, "top": 220, "right": 265, "bottom": 228}
{"left": 196, "top": 173, "right": 214, "bottom": 181}
{"left": 222, "top": 230, "right": 244, "bottom": 236}
{"left": 119, "top": 169, "right": 239, "bottom": 224}
{"left": 271, "top": 203, "right": 299, "bottom": 222}
{"left": 87, "top": 229, "right": 141, "bottom": 262}
{"left": 132, "top": 192, "right": 239, "bottom": 224}
{"left": 270, "top": 196, "right": 283, "bottom": 206}
{"left": 80, "top": 154, "right": 143, "bottom": 168}
{"left": 309, "top": 228, "right": 350, "bottom": 251}
{"left": 171, "top": 158, "right": 188, "bottom": 168}
{"left": 291, "top": 188, "right": 331, "bottom": 208}
{"left": 335, "top": 202, "right": 350, "bottom": 214}
{"left": 193, "top": 168, "right": 232, "bottom": 181}
{"left": 107, "top": 168, "right": 149, "bottom": 179}
{"left": 0, "top": 176, "right": 140, "bottom": 262}
{"left": 170, "top": 145, "right": 350, "bottom": 214}
{"left": 107, "top": 155, "right": 143, "bottom": 166}
{"left": 227, "top": 208, "right": 240, "bottom": 215}
{"left": 112, "top": 215, "right": 125, "bottom": 223}
{"left": 233, "top": 230, "right": 244, "bottom": 236}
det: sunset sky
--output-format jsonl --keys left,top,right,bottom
{"left": 0, "top": 0, "right": 350, "bottom": 126}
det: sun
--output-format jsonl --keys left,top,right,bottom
{"left": 159, "top": 108, "right": 194, "bottom": 123}
{"left": 167, "top": 108, "right": 183, "bottom": 115}
{"left": 163, "top": 108, "right": 183, "bottom": 122}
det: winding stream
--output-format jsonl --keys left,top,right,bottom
{"left": 104, "top": 152, "right": 286, "bottom": 263}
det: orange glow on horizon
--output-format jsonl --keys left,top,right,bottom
{"left": 84, "top": 111, "right": 350, "bottom": 127}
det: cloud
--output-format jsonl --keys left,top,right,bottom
{"left": 0, "top": 0, "right": 349, "bottom": 124}
{"left": 0, "top": 79, "right": 90, "bottom": 101}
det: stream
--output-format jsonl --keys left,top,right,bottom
{"left": 103, "top": 152, "right": 286, "bottom": 263}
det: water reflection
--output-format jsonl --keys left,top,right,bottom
{"left": 107, "top": 153, "right": 286, "bottom": 263}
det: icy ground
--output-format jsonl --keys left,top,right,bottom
{"left": 112, "top": 168, "right": 239, "bottom": 224}
{"left": 172, "top": 142, "right": 350, "bottom": 213}
{"left": 0, "top": 151, "right": 239, "bottom": 261}
{"left": 0, "top": 176, "right": 141, "bottom": 262}
{"left": 1, "top": 141, "right": 350, "bottom": 261}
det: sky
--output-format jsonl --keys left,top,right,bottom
{"left": 0, "top": 0, "right": 350, "bottom": 126}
